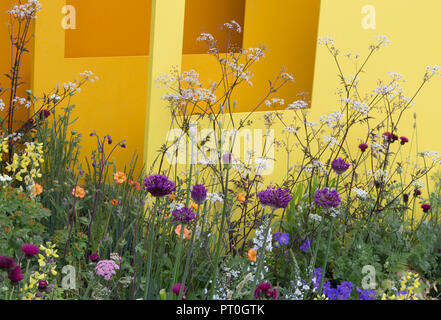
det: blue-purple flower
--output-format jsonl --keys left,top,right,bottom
{"left": 257, "top": 186, "right": 292, "bottom": 209}
{"left": 331, "top": 158, "right": 350, "bottom": 175}
{"left": 314, "top": 187, "right": 341, "bottom": 209}
{"left": 143, "top": 174, "right": 176, "bottom": 197}
{"left": 323, "top": 281, "right": 353, "bottom": 300}
{"left": 299, "top": 239, "right": 311, "bottom": 252}
{"left": 190, "top": 184, "right": 207, "bottom": 204}
{"left": 356, "top": 287, "right": 377, "bottom": 300}
{"left": 171, "top": 207, "right": 196, "bottom": 224}
{"left": 274, "top": 232, "right": 290, "bottom": 248}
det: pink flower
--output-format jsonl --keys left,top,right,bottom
{"left": 95, "top": 260, "right": 120, "bottom": 281}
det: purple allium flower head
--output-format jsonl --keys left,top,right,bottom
{"left": 222, "top": 153, "right": 232, "bottom": 165}
{"left": 8, "top": 266, "right": 24, "bottom": 284}
{"left": 300, "top": 239, "right": 312, "bottom": 252}
{"left": 0, "top": 255, "right": 16, "bottom": 271}
{"left": 254, "top": 282, "right": 278, "bottom": 300}
{"left": 22, "top": 244, "right": 39, "bottom": 258}
{"left": 359, "top": 143, "right": 369, "bottom": 152}
{"left": 190, "top": 184, "right": 207, "bottom": 204}
{"left": 274, "top": 232, "right": 290, "bottom": 248}
{"left": 331, "top": 158, "right": 350, "bottom": 175}
{"left": 89, "top": 253, "right": 99, "bottom": 263}
{"left": 106, "top": 135, "right": 112, "bottom": 145}
{"left": 143, "top": 174, "right": 176, "bottom": 197}
{"left": 38, "top": 280, "right": 48, "bottom": 291}
{"left": 172, "top": 283, "right": 187, "bottom": 296}
{"left": 257, "top": 186, "right": 292, "bottom": 209}
{"left": 356, "top": 287, "right": 377, "bottom": 300}
{"left": 119, "top": 142, "right": 126, "bottom": 148}
{"left": 171, "top": 207, "right": 196, "bottom": 224}
{"left": 95, "top": 260, "right": 120, "bottom": 281}
{"left": 314, "top": 187, "right": 341, "bottom": 209}
{"left": 421, "top": 204, "right": 431, "bottom": 213}
{"left": 400, "top": 136, "right": 409, "bottom": 145}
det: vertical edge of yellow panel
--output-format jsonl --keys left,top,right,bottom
{"left": 144, "top": 0, "right": 186, "bottom": 173}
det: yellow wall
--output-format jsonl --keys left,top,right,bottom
{"left": 310, "top": 0, "right": 441, "bottom": 190}
{"left": 32, "top": 0, "right": 148, "bottom": 175}
{"left": 65, "top": 0, "right": 152, "bottom": 58}
{"left": 0, "top": 0, "right": 31, "bottom": 129}
{"left": 28, "top": 0, "right": 441, "bottom": 200}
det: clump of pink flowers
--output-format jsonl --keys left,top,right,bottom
{"left": 95, "top": 260, "right": 120, "bottom": 281}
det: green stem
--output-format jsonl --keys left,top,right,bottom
{"left": 208, "top": 166, "right": 230, "bottom": 299}
{"left": 250, "top": 207, "right": 274, "bottom": 299}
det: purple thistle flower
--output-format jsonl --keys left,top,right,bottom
{"left": 300, "top": 239, "right": 312, "bottom": 252}
{"left": 400, "top": 136, "right": 409, "bottom": 145}
{"left": 0, "top": 255, "right": 16, "bottom": 271}
{"left": 257, "top": 186, "right": 292, "bottom": 209}
{"left": 22, "top": 244, "right": 39, "bottom": 258}
{"left": 314, "top": 187, "right": 341, "bottom": 209}
{"left": 143, "top": 174, "right": 176, "bottom": 198}
{"left": 403, "top": 193, "right": 409, "bottom": 203}
{"left": 38, "top": 280, "right": 48, "bottom": 291}
{"left": 254, "top": 282, "right": 278, "bottom": 300}
{"left": 8, "top": 266, "right": 24, "bottom": 284}
{"left": 331, "top": 158, "right": 350, "bottom": 175}
{"left": 274, "top": 232, "right": 290, "bottom": 248}
{"left": 172, "top": 283, "right": 187, "bottom": 296}
{"left": 190, "top": 184, "right": 207, "bottom": 204}
{"left": 359, "top": 143, "right": 368, "bottom": 152}
{"left": 89, "top": 253, "right": 99, "bottom": 263}
{"left": 171, "top": 207, "right": 196, "bottom": 224}
{"left": 422, "top": 204, "right": 431, "bottom": 213}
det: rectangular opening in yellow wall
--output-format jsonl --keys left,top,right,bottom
{"left": 65, "top": 0, "right": 152, "bottom": 58}
{"left": 183, "top": 0, "right": 246, "bottom": 54}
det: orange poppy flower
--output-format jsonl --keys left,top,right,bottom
{"left": 190, "top": 202, "right": 198, "bottom": 211}
{"left": 72, "top": 186, "right": 85, "bottom": 198}
{"left": 237, "top": 193, "right": 246, "bottom": 203}
{"left": 170, "top": 194, "right": 176, "bottom": 200}
{"left": 175, "top": 224, "right": 191, "bottom": 239}
{"left": 111, "top": 199, "right": 118, "bottom": 206}
{"left": 113, "top": 171, "right": 127, "bottom": 184}
{"left": 248, "top": 249, "right": 257, "bottom": 262}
